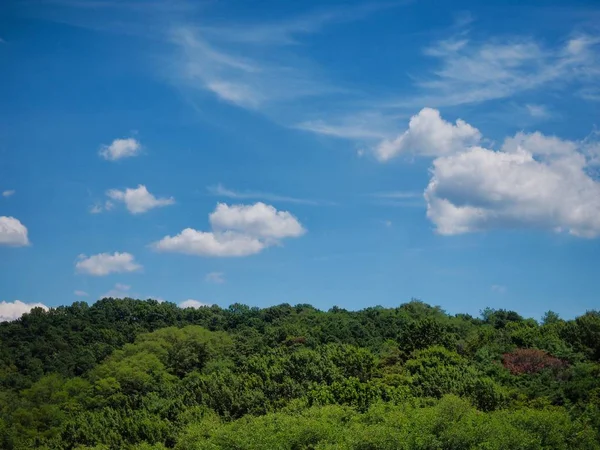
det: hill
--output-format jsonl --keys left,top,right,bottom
{"left": 1, "top": 298, "right": 599, "bottom": 449}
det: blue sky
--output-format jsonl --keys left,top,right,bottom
{"left": 1, "top": 0, "right": 599, "bottom": 321}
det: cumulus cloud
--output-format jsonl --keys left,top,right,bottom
{"left": 106, "top": 185, "right": 174, "bottom": 214}
{"left": 152, "top": 202, "right": 305, "bottom": 257}
{"left": 153, "top": 229, "right": 265, "bottom": 257}
{"left": 425, "top": 144, "right": 600, "bottom": 237}
{"left": 74, "top": 290, "right": 89, "bottom": 297}
{"left": 179, "top": 299, "right": 212, "bottom": 308}
{"left": 210, "top": 202, "right": 305, "bottom": 239}
{"left": 76, "top": 252, "right": 142, "bottom": 276}
{"left": 379, "top": 109, "right": 600, "bottom": 237}
{"left": 0, "top": 216, "right": 30, "bottom": 246}
{"left": 99, "top": 138, "right": 141, "bottom": 161}
{"left": 375, "top": 108, "right": 481, "bottom": 161}
{"left": 2, "top": 190, "right": 15, "bottom": 197}
{"left": 0, "top": 300, "right": 48, "bottom": 322}
{"left": 205, "top": 271, "right": 225, "bottom": 283}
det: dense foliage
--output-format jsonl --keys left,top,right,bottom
{"left": 1, "top": 298, "right": 599, "bottom": 449}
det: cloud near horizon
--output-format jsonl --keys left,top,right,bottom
{"left": 0, "top": 300, "right": 48, "bottom": 322}
{"left": 179, "top": 299, "right": 212, "bottom": 308}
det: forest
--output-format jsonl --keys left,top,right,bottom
{"left": 0, "top": 298, "right": 599, "bottom": 449}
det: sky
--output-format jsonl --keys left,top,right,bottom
{"left": 1, "top": 0, "right": 599, "bottom": 322}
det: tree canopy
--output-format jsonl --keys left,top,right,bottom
{"left": 1, "top": 298, "right": 599, "bottom": 449}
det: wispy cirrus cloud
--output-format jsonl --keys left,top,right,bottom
{"left": 169, "top": 25, "right": 348, "bottom": 111}
{"left": 196, "top": 3, "right": 404, "bottom": 46}
{"left": 166, "top": 3, "right": 408, "bottom": 117}
{"left": 367, "top": 191, "right": 426, "bottom": 209}
{"left": 525, "top": 104, "right": 550, "bottom": 118}
{"left": 370, "top": 191, "right": 422, "bottom": 199}
{"left": 298, "top": 30, "right": 600, "bottom": 147}
{"left": 295, "top": 110, "right": 401, "bottom": 141}
{"left": 26, "top": 0, "right": 600, "bottom": 154}
{"left": 391, "top": 33, "right": 600, "bottom": 109}
{"left": 207, "top": 184, "right": 331, "bottom": 206}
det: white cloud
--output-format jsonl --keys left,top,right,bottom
{"left": 580, "top": 87, "right": 600, "bottom": 101}
{"left": 375, "top": 108, "right": 481, "bottom": 161}
{"left": 206, "top": 80, "right": 262, "bottom": 108}
{"left": 152, "top": 202, "right": 305, "bottom": 257}
{"left": 153, "top": 229, "right": 266, "bottom": 257}
{"left": 74, "top": 290, "right": 89, "bottom": 297}
{"left": 210, "top": 202, "right": 305, "bottom": 239}
{"left": 296, "top": 113, "right": 394, "bottom": 141}
{"left": 426, "top": 146, "right": 600, "bottom": 237}
{"left": 169, "top": 5, "right": 390, "bottom": 112}
{"left": 525, "top": 104, "right": 549, "bottom": 118}
{"left": 99, "top": 138, "right": 141, "bottom": 161}
{"left": 407, "top": 110, "right": 600, "bottom": 237}
{"left": 2, "top": 190, "right": 15, "bottom": 198}
{"left": 205, "top": 271, "right": 225, "bottom": 284}
{"left": 179, "top": 299, "right": 212, "bottom": 309}
{"left": 0, "top": 216, "right": 30, "bottom": 247}
{"left": 102, "top": 283, "right": 132, "bottom": 298}
{"left": 501, "top": 131, "right": 578, "bottom": 158}
{"left": 0, "top": 300, "right": 48, "bottom": 322}
{"left": 491, "top": 284, "right": 507, "bottom": 294}
{"left": 76, "top": 252, "right": 142, "bottom": 276}
{"left": 171, "top": 26, "right": 336, "bottom": 111}
{"left": 90, "top": 200, "right": 115, "bottom": 214}
{"left": 369, "top": 191, "right": 425, "bottom": 208}
{"left": 106, "top": 185, "right": 174, "bottom": 214}
{"left": 396, "top": 33, "right": 600, "bottom": 108}
{"left": 208, "top": 184, "right": 326, "bottom": 206}
{"left": 370, "top": 191, "right": 422, "bottom": 199}
{"left": 291, "top": 30, "right": 599, "bottom": 147}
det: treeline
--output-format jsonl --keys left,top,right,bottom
{"left": 0, "top": 298, "right": 599, "bottom": 449}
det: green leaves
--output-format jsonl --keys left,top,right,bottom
{"left": 1, "top": 299, "right": 600, "bottom": 448}
{"left": 176, "top": 395, "right": 598, "bottom": 450}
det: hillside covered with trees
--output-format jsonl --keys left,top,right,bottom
{"left": 1, "top": 298, "right": 599, "bottom": 449}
